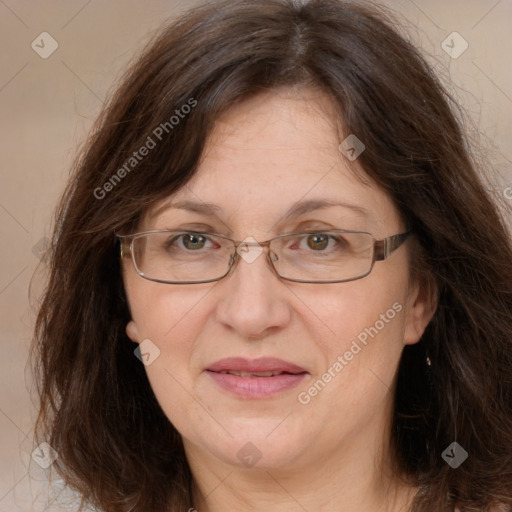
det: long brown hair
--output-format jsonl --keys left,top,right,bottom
{"left": 31, "top": 1, "right": 512, "bottom": 510}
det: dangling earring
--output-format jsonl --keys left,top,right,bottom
{"left": 425, "top": 346, "right": 432, "bottom": 367}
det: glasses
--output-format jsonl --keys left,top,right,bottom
{"left": 117, "top": 229, "right": 411, "bottom": 284}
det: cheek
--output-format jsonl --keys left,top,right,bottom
{"left": 296, "top": 267, "right": 408, "bottom": 352}
{"left": 296, "top": 268, "right": 408, "bottom": 408}
{"left": 124, "top": 281, "right": 214, "bottom": 433}
{"left": 123, "top": 274, "right": 213, "bottom": 388}
{"left": 126, "top": 273, "right": 211, "bottom": 342}
{"left": 296, "top": 291, "right": 406, "bottom": 431}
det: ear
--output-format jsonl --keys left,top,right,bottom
{"left": 126, "top": 320, "right": 143, "bottom": 344}
{"left": 403, "top": 275, "right": 438, "bottom": 346}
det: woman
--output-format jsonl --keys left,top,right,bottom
{"left": 31, "top": 0, "right": 512, "bottom": 511}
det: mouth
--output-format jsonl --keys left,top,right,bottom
{"left": 214, "top": 370, "right": 296, "bottom": 377}
{"left": 205, "top": 357, "right": 308, "bottom": 399}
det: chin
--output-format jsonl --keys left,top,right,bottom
{"left": 187, "top": 416, "right": 312, "bottom": 470}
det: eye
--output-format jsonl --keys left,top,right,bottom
{"left": 297, "top": 233, "right": 347, "bottom": 252}
{"left": 305, "top": 233, "right": 330, "bottom": 251}
{"left": 168, "top": 233, "right": 215, "bottom": 251}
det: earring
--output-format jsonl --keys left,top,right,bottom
{"left": 424, "top": 345, "right": 432, "bottom": 367}
{"left": 424, "top": 347, "right": 435, "bottom": 390}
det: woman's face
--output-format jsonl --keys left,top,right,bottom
{"left": 122, "top": 87, "right": 432, "bottom": 474}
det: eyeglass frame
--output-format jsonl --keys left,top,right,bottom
{"left": 117, "top": 228, "right": 412, "bottom": 285}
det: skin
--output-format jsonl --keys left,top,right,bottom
{"left": 122, "top": 86, "right": 436, "bottom": 511}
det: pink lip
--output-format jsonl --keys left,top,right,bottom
{"left": 207, "top": 357, "right": 306, "bottom": 374}
{"left": 206, "top": 357, "right": 308, "bottom": 399}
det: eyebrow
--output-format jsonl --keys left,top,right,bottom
{"left": 280, "top": 198, "right": 371, "bottom": 221}
{"left": 151, "top": 198, "right": 371, "bottom": 222}
{"left": 150, "top": 199, "right": 223, "bottom": 218}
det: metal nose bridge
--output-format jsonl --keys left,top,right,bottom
{"left": 228, "top": 238, "right": 279, "bottom": 275}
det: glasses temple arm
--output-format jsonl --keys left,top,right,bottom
{"left": 119, "top": 237, "right": 132, "bottom": 259}
{"left": 374, "top": 232, "right": 411, "bottom": 261}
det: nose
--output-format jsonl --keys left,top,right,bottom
{"left": 213, "top": 244, "right": 292, "bottom": 340}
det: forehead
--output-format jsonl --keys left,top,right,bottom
{"left": 145, "top": 87, "right": 402, "bottom": 234}
{"left": 209, "top": 86, "right": 341, "bottom": 148}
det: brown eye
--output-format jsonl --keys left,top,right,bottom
{"left": 306, "top": 234, "right": 329, "bottom": 250}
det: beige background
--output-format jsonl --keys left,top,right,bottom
{"left": 0, "top": 0, "right": 511, "bottom": 510}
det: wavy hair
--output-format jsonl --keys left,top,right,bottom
{"left": 31, "top": 0, "right": 512, "bottom": 510}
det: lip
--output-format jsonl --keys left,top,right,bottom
{"left": 206, "top": 357, "right": 308, "bottom": 399}
{"left": 207, "top": 357, "right": 307, "bottom": 374}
